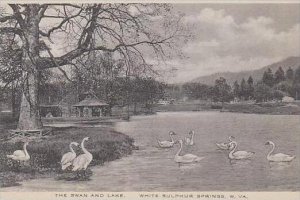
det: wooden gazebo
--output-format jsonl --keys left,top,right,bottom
{"left": 73, "top": 94, "right": 110, "bottom": 117}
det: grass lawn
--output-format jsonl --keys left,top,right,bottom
{"left": 0, "top": 115, "right": 135, "bottom": 187}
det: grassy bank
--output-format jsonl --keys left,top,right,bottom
{"left": 0, "top": 123, "right": 135, "bottom": 188}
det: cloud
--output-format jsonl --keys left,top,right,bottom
{"left": 167, "top": 8, "right": 300, "bottom": 83}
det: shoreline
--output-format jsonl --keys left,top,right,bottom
{"left": 153, "top": 102, "right": 300, "bottom": 115}
{"left": 0, "top": 126, "right": 135, "bottom": 188}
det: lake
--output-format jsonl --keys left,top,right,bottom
{"left": 1, "top": 111, "right": 299, "bottom": 191}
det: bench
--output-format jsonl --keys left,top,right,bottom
{"left": 8, "top": 129, "right": 43, "bottom": 138}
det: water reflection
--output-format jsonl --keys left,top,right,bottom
{"left": 269, "top": 161, "right": 292, "bottom": 171}
{"left": 228, "top": 159, "right": 253, "bottom": 168}
{"left": 178, "top": 163, "right": 201, "bottom": 171}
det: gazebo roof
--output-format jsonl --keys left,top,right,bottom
{"left": 73, "top": 98, "right": 109, "bottom": 107}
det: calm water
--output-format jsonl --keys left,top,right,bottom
{"left": 1, "top": 111, "right": 300, "bottom": 191}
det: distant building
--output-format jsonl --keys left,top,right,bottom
{"left": 282, "top": 96, "right": 295, "bottom": 103}
{"left": 157, "top": 100, "right": 171, "bottom": 105}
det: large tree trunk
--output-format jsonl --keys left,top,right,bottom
{"left": 18, "top": 61, "right": 42, "bottom": 130}
{"left": 17, "top": 5, "right": 43, "bottom": 130}
{"left": 11, "top": 81, "right": 16, "bottom": 118}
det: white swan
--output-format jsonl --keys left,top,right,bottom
{"left": 216, "top": 136, "right": 235, "bottom": 150}
{"left": 174, "top": 140, "right": 204, "bottom": 163}
{"left": 184, "top": 130, "right": 195, "bottom": 146}
{"left": 228, "top": 141, "right": 254, "bottom": 160}
{"left": 72, "top": 137, "right": 93, "bottom": 172}
{"left": 265, "top": 141, "right": 295, "bottom": 162}
{"left": 7, "top": 141, "right": 30, "bottom": 163}
{"left": 157, "top": 131, "right": 176, "bottom": 148}
{"left": 61, "top": 142, "right": 79, "bottom": 170}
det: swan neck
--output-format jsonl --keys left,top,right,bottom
{"left": 229, "top": 142, "right": 237, "bottom": 157}
{"left": 81, "top": 139, "right": 90, "bottom": 155}
{"left": 69, "top": 143, "right": 75, "bottom": 154}
{"left": 176, "top": 142, "right": 182, "bottom": 156}
{"left": 169, "top": 134, "right": 174, "bottom": 142}
{"left": 268, "top": 143, "right": 275, "bottom": 158}
{"left": 190, "top": 132, "right": 194, "bottom": 141}
{"left": 23, "top": 143, "right": 29, "bottom": 157}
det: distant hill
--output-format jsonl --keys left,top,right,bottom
{"left": 191, "top": 56, "right": 300, "bottom": 85}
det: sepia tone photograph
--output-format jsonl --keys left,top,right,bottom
{"left": 0, "top": 1, "right": 299, "bottom": 198}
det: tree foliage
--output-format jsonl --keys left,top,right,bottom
{"left": 212, "top": 77, "right": 232, "bottom": 103}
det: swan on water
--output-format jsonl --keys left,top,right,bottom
{"left": 157, "top": 131, "right": 176, "bottom": 148}
{"left": 216, "top": 136, "right": 235, "bottom": 150}
{"left": 265, "top": 141, "right": 295, "bottom": 162}
{"left": 228, "top": 141, "right": 254, "bottom": 160}
{"left": 61, "top": 142, "right": 79, "bottom": 170}
{"left": 72, "top": 137, "right": 93, "bottom": 172}
{"left": 174, "top": 140, "right": 204, "bottom": 163}
{"left": 7, "top": 141, "right": 30, "bottom": 164}
{"left": 184, "top": 130, "right": 195, "bottom": 146}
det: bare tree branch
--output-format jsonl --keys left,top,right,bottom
{"left": 8, "top": 4, "right": 25, "bottom": 28}
{"left": 39, "top": 7, "right": 83, "bottom": 38}
{"left": 0, "top": 15, "right": 16, "bottom": 23}
{"left": 38, "top": 4, "right": 49, "bottom": 20}
{"left": 0, "top": 27, "right": 23, "bottom": 35}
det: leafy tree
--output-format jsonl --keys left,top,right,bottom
{"left": 262, "top": 68, "right": 274, "bottom": 87}
{"left": 233, "top": 81, "right": 240, "bottom": 99}
{"left": 164, "top": 84, "right": 182, "bottom": 100}
{"left": 212, "top": 77, "right": 232, "bottom": 103}
{"left": 286, "top": 67, "right": 294, "bottom": 81}
{"left": 294, "top": 66, "right": 300, "bottom": 84}
{"left": 247, "top": 76, "right": 254, "bottom": 99}
{"left": 274, "top": 81, "right": 293, "bottom": 97}
{"left": 130, "top": 77, "right": 165, "bottom": 113}
{"left": 240, "top": 78, "right": 247, "bottom": 100}
{"left": 0, "top": 35, "right": 23, "bottom": 117}
{"left": 274, "top": 66, "right": 285, "bottom": 84}
{"left": 254, "top": 82, "right": 272, "bottom": 102}
{"left": 272, "top": 90, "right": 285, "bottom": 101}
{"left": 182, "top": 82, "right": 213, "bottom": 100}
{"left": 293, "top": 66, "right": 300, "bottom": 100}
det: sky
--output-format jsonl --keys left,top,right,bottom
{"left": 1, "top": 3, "right": 299, "bottom": 84}
{"left": 162, "top": 3, "right": 300, "bottom": 83}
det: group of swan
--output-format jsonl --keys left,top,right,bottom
{"left": 216, "top": 136, "right": 235, "bottom": 150}
{"left": 61, "top": 137, "right": 93, "bottom": 172}
{"left": 157, "top": 130, "right": 195, "bottom": 148}
{"left": 60, "top": 142, "right": 79, "bottom": 170}
{"left": 184, "top": 130, "right": 195, "bottom": 146}
{"left": 157, "top": 131, "right": 176, "bottom": 148}
{"left": 216, "top": 136, "right": 295, "bottom": 162}
{"left": 157, "top": 130, "right": 203, "bottom": 164}
{"left": 157, "top": 131, "right": 295, "bottom": 164}
{"left": 5, "top": 131, "right": 296, "bottom": 174}
{"left": 6, "top": 137, "right": 93, "bottom": 172}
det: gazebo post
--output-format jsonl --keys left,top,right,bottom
{"left": 89, "top": 106, "right": 93, "bottom": 117}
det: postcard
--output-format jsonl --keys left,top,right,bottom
{"left": 0, "top": 1, "right": 299, "bottom": 200}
